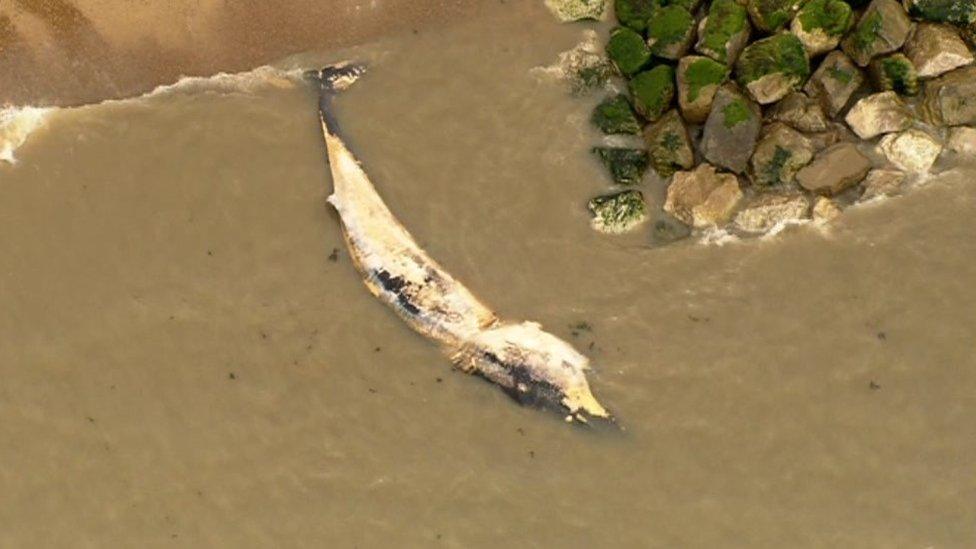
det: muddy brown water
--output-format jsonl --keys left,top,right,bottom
{"left": 2, "top": 2, "right": 976, "bottom": 547}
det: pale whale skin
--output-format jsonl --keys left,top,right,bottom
{"left": 312, "top": 64, "right": 610, "bottom": 422}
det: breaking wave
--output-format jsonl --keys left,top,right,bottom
{"left": 0, "top": 65, "right": 306, "bottom": 164}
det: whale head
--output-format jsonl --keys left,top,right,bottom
{"left": 452, "top": 322, "right": 612, "bottom": 423}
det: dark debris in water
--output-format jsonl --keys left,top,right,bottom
{"left": 328, "top": 248, "right": 339, "bottom": 262}
{"left": 869, "top": 381, "right": 881, "bottom": 390}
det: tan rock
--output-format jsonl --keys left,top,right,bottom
{"left": 922, "top": 66, "right": 976, "bottom": 126}
{"left": 860, "top": 168, "right": 906, "bottom": 200}
{"left": 845, "top": 91, "right": 914, "bottom": 139}
{"left": 946, "top": 126, "right": 976, "bottom": 155}
{"left": 749, "top": 123, "right": 816, "bottom": 187}
{"left": 676, "top": 56, "right": 728, "bottom": 124}
{"left": 805, "top": 122, "right": 857, "bottom": 151}
{"left": 733, "top": 192, "right": 810, "bottom": 233}
{"left": 841, "top": 0, "right": 912, "bottom": 67}
{"left": 767, "top": 92, "right": 829, "bottom": 133}
{"left": 905, "top": 23, "right": 974, "bottom": 79}
{"left": 796, "top": 143, "right": 873, "bottom": 195}
{"left": 878, "top": 129, "right": 943, "bottom": 173}
{"left": 664, "top": 164, "right": 744, "bottom": 228}
{"left": 804, "top": 51, "right": 865, "bottom": 117}
{"left": 812, "top": 197, "right": 842, "bottom": 221}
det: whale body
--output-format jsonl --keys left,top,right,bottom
{"left": 312, "top": 64, "right": 610, "bottom": 422}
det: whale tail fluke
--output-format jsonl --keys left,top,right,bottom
{"left": 306, "top": 62, "right": 368, "bottom": 94}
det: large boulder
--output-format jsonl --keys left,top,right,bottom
{"left": 696, "top": 0, "right": 752, "bottom": 65}
{"left": 844, "top": 91, "right": 914, "bottom": 139}
{"left": 767, "top": 91, "right": 829, "bottom": 133}
{"left": 796, "top": 142, "right": 873, "bottom": 195}
{"left": 592, "top": 147, "right": 651, "bottom": 184}
{"left": 804, "top": 50, "right": 865, "bottom": 116}
{"left": 643, "top": 109, "right": 696, "bottom": 177}
{"left": 629, "top": 65, "right": 676, "bottom": 121}
{"left": 735, "top": 33, "right": 811, "bottom": 104}
{"left": 747, "top": 0, "right": 802, "bottom": 33}
{"left": 676, "top": 55, "right": 730, "bottom": 123}
{"left": 860, "top": 168, "right": 906, "bottom": 199}
{"left": 904, "top": 23, "right": 974, "bottom": 79}
{"left": 749, "top": 122, "right": 816, "bottom": 187}
{"left": 545, "top": 0, "right": 609, "bottom": 22}
{"left": 701, "top": 85, "right": 763, "bottom": 173}
{"left": 921, "top": 66, "right": 976, "bottom": 125}
{"left": 903, "top": 0, "right": 976, "bottom": 25}
{"left": 588, "top": 189, "right": 648, "bottom": 233}
{"left": 868, "top": 53, "right": 919, "bottom": 95}
{"left": 646, "top": 5, "right": 697, "bottom": 60}
{"left": 733, "top": 192, "right": 811, "bottom": 232}
{"left": 607, "top": 27, "right": 652, "bottom": 76}
{"left": 791, "top": 0, "right": 855, "bottom": 55}
{"left": 591, "top": 94, "right": 642, "bottom": 134}
{"left": 841, "top": 0, "right": 912, "bottom": 67}
{"left": 877, "top": 129, "right": 943, "bottom": 173}
{"left": 664, "top": 163, "right": 744, "bottom": 227}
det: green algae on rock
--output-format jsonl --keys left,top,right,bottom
{"left": 615, "top": 0, "right": 659, "bottom": 31}
{"left": 791, "top": 0, "right": 854, "bottom": 55}
{"left": 841, "top": 0, "right": 912, "bottom": 66}
{"left": 643, "top": 109, "right": 695, "bottom": 177}
{"left": 592, "top": 94, "right": 642, "bottom": 134}
{"left": 747, "top": 0, "right": 802, "bottom": 33}
{"left": 749, "top": 122, "right": 816, "bottom": 186}
{"left": 607, "top": 27, "right": 653, "bottom": 75}
{"left": 735, "top": 33, "right": 810, "bottom": 104}
{"left": 646, "top": 5, "right": 696, "bottom": 60}
{"left": 869, "top": 53, "right": 919, "bottom": 95}
{"left": 629, "top": 65, "right": 676, "bottom": 121}
{"left": 545, "top": 0, "right": 609, "bottom": 22}
{"left": 532, "top": 30, "right": 615, "bottom": 94}
{"left": 701, "top": 85, "right": 762, "bottom": 172}
{"left": 904, "top": 0, "right": 976, "bottom": 25}
{"left": 677, "top": 55, "right": 730, "bottom": 122}
{"left": 804, "top": 50, "right": 864, "bottom": 116}
{"left": 588, "top": 189, "right": 649, "bottom": 233}
{"left": 696, "top": 0, "right": 752, "bottom": 65}
{"left": 592, "top": 147, "right": 651, "bottom": 184}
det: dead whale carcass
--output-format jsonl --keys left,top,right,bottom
{"left": 310, "top": 63, "right": 610, "bottom": 423}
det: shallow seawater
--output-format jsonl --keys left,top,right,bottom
{"left": 2, "top": 3, "right": 975, "bottom": 547}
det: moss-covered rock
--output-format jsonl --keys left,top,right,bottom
{"left": 592, "top": 147, "right": 651, "bottom": 184}
{"left": 701, "top": 85, "right": 763, "bottom": 173}
{"left": 607, "top": 27, "right": 653, "bottom": 75}
{"left": 869, "top": 53, "right": 919, "bottom": 95}
{"left": 841, "top": 0, "right": 912, "bottom": 67}
{"left": 677, "top": 55, "right": 731, "bottom": 122}
{"left": 749, "top": 122, "right": 816, "bottom": 186}
{"left": 545, "top": 0, "right": 610, "bottom": 22}
{"left": 747, "top": 0, "right": 802, "bottom": 33}
{"left": 803, "top": 50, "right": 864, "bottom": 116}
{"left": 588, "top": 189, "right": 649, "bottom": 233}
{"left": 629, "top": 65, "right": 677, "bottom": 121}
{"left": 696, "top": 0, "right": 752, "bottom": 65}
{"left": 643, "top": 109, "right": 695, "bottom": 177}
{"left": 646, "top": 5, "right": 696, "bottom": 60}
{"left": 791, "top": 0, "right": 854, "bottom": 55}
{"left": 533, "top": 30, "right": 615, "bottom": 95}
{"left": 615, "top": 0, "right": 659, "bottom": 32}
{"left": 735, "top": 33, "right": 811, "bottom": 104}
{"left": 903, "top": 0, "right": 976, "bottom": 25}
{"left": 591, "top": 94, "right": 643, "bottom": 134}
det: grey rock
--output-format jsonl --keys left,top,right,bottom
{"left": 588, "top": 189, "right": 648, "bottom": 233}
{"left": 545, "top": 0, "right": 608, "bottom": 22}
{"left": 701, "top": 85, "right": 763, "bottom": 173}
{"left": 841, "top": 0, "right": 913, "bottom": 67}
{"left": 844, "top": 91, "right": 914, "bottom": 139}
{"left": 804, "top": 51, "right": 865, "bottom": 117}
{"left": 796, "top": 142, "right": 873, "bottom": 195}
{"left": 921, "top": 66, "right": 976, "bottom": 126}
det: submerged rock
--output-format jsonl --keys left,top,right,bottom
{"left": 904, "top": 23, "right": 974, "bottom": 79}
{"left": 767, "top": 91, "right": 829, "bottom": 133}
{"left": 664, "top": 163, "right": 744, "bottom": 227}
{"left": 643, "top": 109, "right": 695, "bottom": 177}
{"left": 796, "top": 142, "right": 873, "bottom": 195}
{"left": 791, "top": 0, "right": 854, "bottom": 55}
{"left": 629, "top": 65, "right": 676, "bottom": 121}
{"left": 592, "top": 147, "right": 651, "bottom": 184}
{"left": 545, "top": 0, "right": 609, "bottom": 22}
{"left": 747, "top": 0, "right": 802, "bottom": 33}
{"left": 696, "top": 0, "right": 752, "bottom": 65}
{"left": 701, "top": 85, "right": 763, "bottom": 173}
{"left": 676, "top": 55, "right": 730, "bottom": 123}
{"left": 592, "top": 94, "right": 643, "bottom": 134}
{"left": 921, "top": 66, "right": 976, "bottom": 126}
{"left": 533, "top": 30, "right": 614, "bottom": 94}
{"left": 841, "top": 0, "right": 912, "bottom": 67}
{"left": 646, "top": 5, "right": 697, "bottom": 60}
{"left": 749, "top": 122, "right": 816, "bottom": 186}
{"left": 735, "top": 33, "right": 811, "bottom": 104}
{"left": 733, "top": 191, "right": 810, "bottom": 232}
{"left": 946, "top": 126, "right": 976, "bottom": 155}
{"left": 588, "top": 189, "right": 649, "bottom": 233}
{"left": 903, "top": 0, "right": 976, "bottom": 25}
{"left": 878, "top": 129, "right": 943, "bottom": 172}
{"left": 615, "top": 0, "right": 658, "bottom": 31}
{"left": 812, "top": 196, "right": 843, "bottom": 221}
{"left": 868, "top": 53, "right": 919, "bottom": 95}
{"left": 860, "top": 168, "right": 906, "bottom": 199}
{"left": 651, "top": 216, "right": 694, "bottom": 245}
{"left": 607, "top": 27, "right": 653, "bottom": 76}
{"left": 804, "top": 50, "right": 864, "bottom": 117}
{"left": 844, "top": 91, "right": 913, "bottom": 139}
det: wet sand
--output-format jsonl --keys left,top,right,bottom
{"left": 2, "top": 1, "right": 976, "bottom": 547}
